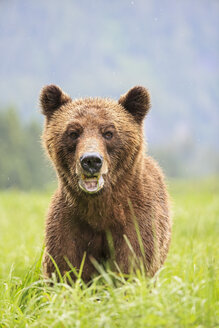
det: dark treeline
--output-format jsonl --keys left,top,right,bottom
{"left": 0, "top": 108, "right": 54, "bottom": 190}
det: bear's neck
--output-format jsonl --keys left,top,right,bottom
{"left": 59, "top": 181, "right": 130, "bottom": 231}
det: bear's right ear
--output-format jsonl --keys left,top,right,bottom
{"left": 40, "top": 84, "right": 71, "bottom": 117}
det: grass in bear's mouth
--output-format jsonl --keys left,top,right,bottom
{"left": 82, "top": 173, "right": 99, "bottom": 180}
{"left": 0, "top": 178, "right": 219, "bottom": 327}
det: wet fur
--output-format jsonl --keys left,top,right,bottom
{"left": 40, "top": 85, "right": 172, "bottom": 282}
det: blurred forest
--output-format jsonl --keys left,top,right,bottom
{"left": 0, "top": 105, "right": 218, "bottom": 190}
{"left": 0, "top": 0, "right": 218, "bottom": 189}
{"left": 0, "top": 108, "right": 54, "bottom": 189}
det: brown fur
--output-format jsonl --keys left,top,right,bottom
{"left": 40, "top": 85, "right": 171, "bottom": 282}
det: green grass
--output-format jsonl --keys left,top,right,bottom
{"left": 0, "top": 179, "right": 219, "bottom": 327}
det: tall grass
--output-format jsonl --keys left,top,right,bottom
{"left": 0, "top": 179, "right": 218, "bottom": 327}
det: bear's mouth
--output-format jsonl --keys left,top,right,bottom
{"left": 79, "top": 174, "right": 104, "bottom": 194}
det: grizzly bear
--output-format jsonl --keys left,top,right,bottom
{"left": 40, "top": 84, "right": 171, "bottom": 282}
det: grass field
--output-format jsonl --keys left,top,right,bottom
{"left": 0, "top": 179, "right": 218, "bottom": 327}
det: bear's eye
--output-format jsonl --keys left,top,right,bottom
{"left": 69, "top": 131, "right": 79, "bottom": 140}
{"left": 103, "top": 131, "right": 113, "bottom": 140}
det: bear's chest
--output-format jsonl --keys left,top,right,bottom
{"left": 71, "top": 223, "right": 110, "bottom": 261}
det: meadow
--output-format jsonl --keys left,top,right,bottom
{"left": 0, "top": 179, "right": 218, "bottom": 328}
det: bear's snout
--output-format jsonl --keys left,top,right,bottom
{"left": 80, "top": 152, "right": 103, "bottom": 176}
{"left": 78, "top": 152, "right": 105, "bottom": 194}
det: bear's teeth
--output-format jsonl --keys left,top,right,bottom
{"left": 84, "top": 180, "right": 98, "bottom": 190}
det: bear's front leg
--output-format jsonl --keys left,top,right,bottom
{"left": 43, "top": 244, "right": 98, "bottom": 283}
{"left": 112, "top": 227, "right": 153, "bottom": 276}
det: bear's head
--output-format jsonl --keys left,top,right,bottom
{"left": 40, "top": 85, "right": 150, "bottom": 196}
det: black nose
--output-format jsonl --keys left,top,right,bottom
{"left": 80, "top": 152, "right": 103, "bottom": 175}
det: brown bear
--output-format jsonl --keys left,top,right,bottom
{"left": 40, "top": 84, "right": 171, "bottom": 282}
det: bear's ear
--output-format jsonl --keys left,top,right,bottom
{"left": 118, "top": 86, "right": 151, "bottom": 123}
{"left": 40, "top": 84, "right": 71, "bottom": 117}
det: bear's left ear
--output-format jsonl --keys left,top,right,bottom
{"left": 40, "top": 84, "right": 72, "bottom": 118}
{"left": 118, "top": 86, "right": 151, "bottom": 123}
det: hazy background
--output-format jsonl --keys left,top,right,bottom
{"left": 0, "top": 0, "right": 218, "bottom": 189}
